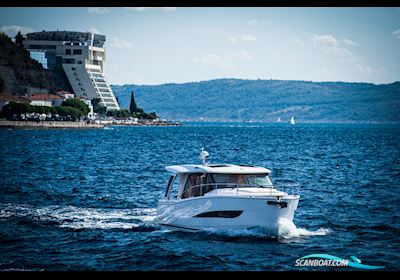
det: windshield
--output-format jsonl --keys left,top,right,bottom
{"left": 245, "top": 175, "right": 274, "bottom": 188}
{"left": 212, "top": 174, "right": 274, "bottom": 188}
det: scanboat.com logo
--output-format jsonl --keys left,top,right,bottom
{"left": 295, "top": 254, "right": 385, "bottom": 270}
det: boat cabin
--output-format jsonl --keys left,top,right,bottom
{"left": 164, "top": 164, "right": 275, "bottom": 200}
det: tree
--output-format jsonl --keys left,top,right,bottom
{"left": 61, "top": 99, "right": 90, "bottom": 116}
{"left": 96, "top": 107, "right": 107, "bottom": 115}
{"left": 0, "top": 32, "right": 13, "bottom": 46}
{"left": 129, "top": 91, "right": 138, "bottom": 114}
{"left": 91, "top": 97, "right": 106, "bottom": 114}
{"left": 106, "top": 109, "right": 131, "bottom": 118}
{"left": 14, "top": 31, "right": 24, "bottom": 46}
{"left": 147, "top": 112, "right": 159, "bottom": 120}
{"left": 1, "top": 102, "right": 29, "bottom": 119}
{"left": 0, "top": 76, "right": 4, "bottom": 92}
{"left": 55, "top": 106, "right": 83, "bottom": 121}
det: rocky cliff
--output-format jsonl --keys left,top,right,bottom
{"left": 0, "top": 32, "right": 72, "bottom": 96}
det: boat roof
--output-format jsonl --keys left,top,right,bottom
{"left": 165, "top": 164, "right": 271, "bottom": 174}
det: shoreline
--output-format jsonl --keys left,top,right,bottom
{"left": 0, "top": 120, "right": 104, "bottom": 129}
{"left": 0, "top": 120, "right": 182, "bottom": 129}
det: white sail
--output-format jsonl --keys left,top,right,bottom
{"left": 290, "top": 117, "right": 295, "bottom": 125}
{"left": 277, "top": 117, "right": 281, "bottom": 122}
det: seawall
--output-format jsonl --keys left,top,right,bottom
{"left": 0, "top": 120, "right": 104, "bottom": 129}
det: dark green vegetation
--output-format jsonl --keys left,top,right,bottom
{"left": 102, "top": 108, "right": 158, "bottom": 119}
{"left": 61, "top": 99, "right": 90, "bottom": 116}
{"left": 0, "top": 32, "right": 72, "bottom": 94}
{"left": 112, "top": 79, "right": 400, "bottom": 123}
{"left": 1, "top": 99, "right": 89, "bottom": 121}
{"left": 91, "top": 92, "right": 158, "bottom": 119}
{"left": 0, "top": 76, "right": 4, "bottom": 92}
{"left": 129, "top": 91, "right": 138, "bottom": 114}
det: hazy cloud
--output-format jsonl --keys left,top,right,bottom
{"left": 316, "top": 69, "right": 331, "bottom": 76}
{"left": 227, "top": 50, "right": 253, "bottom": 61}
{"left": 311, "top": 34, "right": 339, "bottom": 46}
{"left": 124, "top": 7, "right": 176, "bottom": 12}
{"left": 239, "top": 34, "right": 258, "bottom": 42}
{"left": 87, "top": 27, "right": 101, "bottom": 34}
{"left": 311, "top": 34, "right": 352, "bottom": 57}
{"left": 88, "top": 7, "right": 109, "bottom": 14}
{"left": 107, "top": 65, "right": 146, "bottom": 85}
{"left": 0, "top": 25, "right": 33, "bottom": 37}
{"left": 228, "top": 37, "right": 238, "bottom": 44}
{"left": 193, "top": 50, "right": 253, "bottom": 70}
{"left": 356, "top": 64, "right": 386, "bottom": 76}
{"left": 193, "top": 54, "right": 233, "bottom": 70}
{"left": 125, "top": 72, "right": 146, "bottom": 84}
{"left": 228, "top": 34, "right": 259, "bottom": 43}
{"left": 292, "top": 37, "right": 305, "bottom": 47}
{"left": 321, "top": 46, "right": 352, "bottom": 56}
{"left": 247, "top": 19, "right": 270, "bottom": 27}
{"left": 392, "top": 29, "right": 400, "bottom": 39}
{"left": 343, "top": 38, "right": 357, "bottom": 46}
{"left": 112, "top": 38, "right": 134, "bottom": 49}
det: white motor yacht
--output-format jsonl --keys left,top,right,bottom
{"left": 155, "top": 149, "right": 300, "bottom": 231}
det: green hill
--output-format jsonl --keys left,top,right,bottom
{"left": 111, "top": 79, "right": 400, "bottom": 123}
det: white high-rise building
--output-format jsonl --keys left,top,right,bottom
{"left": 22, "top": 30, "right": 120, "bottom": 110}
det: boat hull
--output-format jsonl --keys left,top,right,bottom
{"left": 156, "top": 195, "right": 300, "bottom": 231}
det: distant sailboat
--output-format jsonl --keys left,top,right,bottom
{"left": 277, "top": 117, "right": 281, "bottom": 122}
{"left": 290, "top": 117, "right": 295, "bottom": 125}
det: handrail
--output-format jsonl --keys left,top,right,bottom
{"left": 180, "top": 182, "right": 275, "bottom": 199}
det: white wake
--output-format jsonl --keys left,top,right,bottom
{"left": 0, "top": 203, "right": 157, "bottom": 230}
{"left": 201, "top": 218, "right": 331, "bottom": 240}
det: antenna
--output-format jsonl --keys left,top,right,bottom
{"left": 199, "top": 147, "right": 209, "bottom": 165}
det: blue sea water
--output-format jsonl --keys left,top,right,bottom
{"left": 0, "top": 122, "right": 399, "bottom": 271}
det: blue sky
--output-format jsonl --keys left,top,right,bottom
{"left": 0, "top": 7, "right": 399, "bottom": 85}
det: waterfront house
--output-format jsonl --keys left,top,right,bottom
{"left": 29, "top": 93, "right": 64, "bottom": 107}
{"left": 55, "top": 90, "right": 75, "bottom": 100}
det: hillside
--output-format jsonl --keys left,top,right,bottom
{"left": 0, "top": 32, "right": 72, "bottom": 95}
{"left": 111, "top": 79, "right": 400, "bottom": 123}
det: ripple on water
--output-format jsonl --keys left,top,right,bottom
{"left": 0, "top": 124, "right": 399, "bottom": 270}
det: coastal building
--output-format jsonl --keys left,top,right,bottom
{"left": 55, "top": 90, "right": 75, "bottom": 100}
{"left": 22, "top": 30, "right": 120, "bottom": 111}
{"left": 29, "top": 93, "right": 64, "bottom": 107}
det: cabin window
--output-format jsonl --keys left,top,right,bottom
{"left": 180, "top": 173, "right": 216, "bottom": 199}
{"left": 165, "top": 175, "right": 176, "bottom": 198}
{"left": 212, "top": 174, "right": 247, "bottom": 187}
{"left": 181, "top": 173, "right": 203, "bottom": 199}
{"left": 167, "top": 175, "right": 179, "bottom": 199}
{"left": 179, "top": 173, "right": 274, "bottom": 199}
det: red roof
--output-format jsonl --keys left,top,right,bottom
{"left": 55, "top": 90, "right": 74, "bottom": 96}
{"left": 29, "top": 94, "right": 63, "bottom": 101}
{"left": 0, "top": 95, "right": 29, "bottom": 103}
